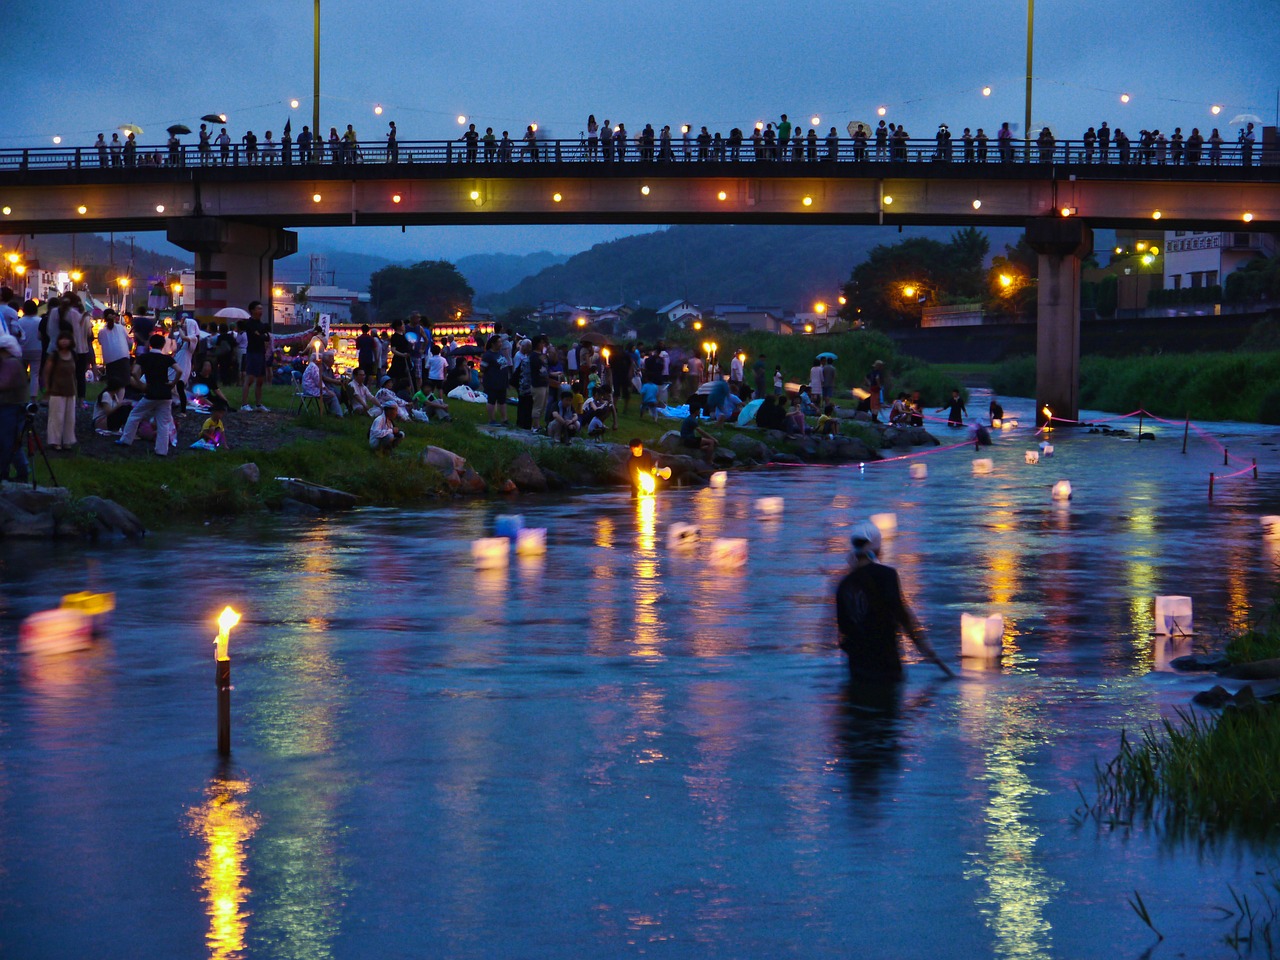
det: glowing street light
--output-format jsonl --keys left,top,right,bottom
{"left": 457, "top": 115, "right": 467, "bottom": 125}
{"left": 374, "top": 104, "right": 384, "bottom": 115}
{"left": 1120, "top": 93, "right": 1131, "bottom": 103}
{"left": 117, "top": 276, "right": 131, "bottom": 288}
{"left": 972, "top": 199, "right": 982, "bottom": 210}
{"left": 1152, "top": 210, "right": 1162, "bottom": 220}
{"left": 77, "top": 205, "right": 87, "bottom": 215}
{"left": 52, "top": 136, "right": 62, "bottom": 144}
{"left": 552, "top": 192, "right": 563, "bottom": 203}
{"left": 172, "top": 282, "right": 183, "bottom": 297}
{"left": 640, "top": 185, "right": 650, "bottom": 196}
{"left": 837, "top": 295, "right": 847, "bottom": 306}
{"left": 692, "top": 320, "right": 702, "bottom": 330}
{"left": 902, "top": 284, "right": 917, "bottom": 298}
{"left": 810, "top": 115, "right": 820, "bottom": 126}
{"left": 5, "top": 253, "right": 17, "bottom": 264}
{"left": 272, "top": 286, "right": 284, "bottom": 297}
{"left": 998, "top": 273, "right": 1013, "bottom": 288}
{"left": 290, "top": 99, "right": 300, "bottom": 109}
{"left": 1211, "top": 105, "right": 1222, "bottom": 115}
{"left": 804, "top": 323, "right": 814, "bottom": 333}
{"left": 982, "top": 86, "right": 992, "bottom": 97}
{"left": 469, "top": 189, "right": 481, "bottom": 201}
{"left": 575, "top": 317, "right": 587, "bottom": 327}
{"left": 69, "top": 270, "right": 83, "bottom": 283}
{"left": 717, "top": 190, "right": 727, "bottom": 201}
{"left": 814, "top": 301, "right": 827, "bottom": 314}
{"left": 802, "top": 195, "right": 813, "bottom": 206}
{"left": 877, "top": 106, "right": 887, "bottom": 116}
{"left": 1243, "top": 212, "right": 1254, "bottom": 223}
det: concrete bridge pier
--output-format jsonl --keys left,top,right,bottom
{"left": 167, "top": 218, "right": 297, "bottom": 322}
{"left": 1028, "top": 218, "right": 1093, "bottom": 427}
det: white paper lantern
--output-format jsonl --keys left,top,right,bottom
{"left": 961, "top": 613, "right": 1004, "bottom": 659}
{"left": 1025, "top": 450, "right": 1040, "bottom": 464}
{"left": 870, "top": 513, "right": 898, "bottom": 536}
{"left": 756, "top": 496, "right": 785, "bottom": 516}
{"left": 709, "top": 471, "right": 728, "bottom": 488}
{"left": 709, "top": 538, "right": 748, "bottom": 567}
{"left": 19, "top": 608, "right": 93, "bottom": 656}
{"left": 667, "top": 523, "right": 701, "bottom": 550}
{"left": 515, "top": 528, "right": 546, "bottom": 555}
{"left": 1001, "top": 419, "right": 1018, "bottom": 430}
{"left": 1260, "top": 516, "right": 1280, "bottom": 539}
{"left": 1154, "top": 595, "right": 1193, "bottom": 635}
{"left": 494, "top": 515, "right": 524, "bottom": 538}
{"left": 992, "top": 418, "right": 1003, "bottom": 429}
{"left": 1039, "top": 442, "right": 1054, "bottom": 457}
{"left": 1052, "top": 480, "right": 1072, "bottom": 501}
{"left": 909, "top": 462, "right": 928, "bottom": 479}
{"left": 472, "top": 537, "right": 510, "bottom": 568}
{"left": 973, "top": 458, "right": 994, "bottom": 475}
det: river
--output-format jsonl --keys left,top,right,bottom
{"left": 2, "top": 395, "right": 1279, "bottom": 959}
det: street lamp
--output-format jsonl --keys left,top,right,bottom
{"left": 118, "top": 276, "right": 131, "bottom": 311}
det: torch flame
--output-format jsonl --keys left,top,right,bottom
{"left": 637, "top": 470, "right": 657, "bottom": 495}
{"left": 215, "top": 606, "right": 240, "bottom": 661}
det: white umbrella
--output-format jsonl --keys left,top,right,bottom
{"left": 847, "top": 120, "right": 873, "bottom": 136}
{"left": 1228, "top": 114, "right": 1262, "bottom": 125}
{"left": 214, "top": 307, "right": 251, "bottom": 320}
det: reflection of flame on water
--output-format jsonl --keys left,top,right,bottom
{"left": 187, "top": 776, "right": 259, "bottom": 960}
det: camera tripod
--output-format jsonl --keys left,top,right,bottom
{"left": 14, "top": 404, "right": 57, "bottom": 490}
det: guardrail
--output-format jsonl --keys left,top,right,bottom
{"left": 0, "top": 136, "right": 1270, "bottom": 172}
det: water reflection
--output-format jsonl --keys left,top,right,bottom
{"left": 187, "top": 774, "right": 258, "bottom": 960}
{"left": 961, "top": 682, "right": 1062, "bottom": 960}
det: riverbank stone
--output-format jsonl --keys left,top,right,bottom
{"left": 231, "top": 462, "right": 260, "bottom": 485}
{"left": 76, "top": 496, "right": 146, "bottom": 539}
{"left": 507, "top": 451, "right": 548, "bottom": 492}
{"left": 1170, "top": 653, "right": 1232, "bottom": 672}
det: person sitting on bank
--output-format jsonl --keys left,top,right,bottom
{"left": 350, "top": 368, "right": 379, "bottom": 417}
{"left": 888, "top": 392, "right": 910, "bottom": 425}
{"left": 817, "top": 403, "right": 840, "bottom": 436}
{"left": 680, "top": 410, "right": 717, "bottom": 462}
{"left": 755, "top": 393, "right": 787, "bottom": 431}
{"left": 548, "top": 385, "right": 581, "bottom": 443}
{"left": 190, "top": 360, "right": 230, "bottom": 412}
{"left": 835, "top": 520, "right": 952, "bottom": 682}
{"left": 581, "top": 385, "right": 616, "bottom": 436}
{"left": 369, "top": 401, "right": 404, "bottom": 453}
{"left": 197, "top": 408, "right": 229, "bottom": 449}
{"left": 416, "top": 390, "right": 452, "bottom": 422}
{"left": 784, "top": 395, "right": 809, "bottom": 435}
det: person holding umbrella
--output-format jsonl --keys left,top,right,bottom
{"left": 198, "top": 124, "right": 211, "bottom": 164}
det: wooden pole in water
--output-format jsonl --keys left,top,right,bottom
{"left": 1254, "top": 458, "right": 1259, "bottom": 480}
{"left": 1209, "top": 472, "right": 1215, "bottom": 500}
{"left": 1137, "top": 406, "right": 1143, "bottom": 443}
{"left": 216, "top": 659, "right": 231, "bottom": 757}
{"left": 1224, "top": 447, "right": 1229, "bottom": 466}
{"left": 1181, "top": 414, "right": 1189, "bottom": 454}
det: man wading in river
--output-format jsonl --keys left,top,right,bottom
{"left": 835, "top": 521, "right": 953, "bottom": 681}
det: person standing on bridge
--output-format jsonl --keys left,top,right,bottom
{"left": 198, "top": 124, "right": 211, "bottom": 164}
{"left": 1083, "top": 126, "right": 1096, "bottom": 163}
{"left": 386, "top": 121, "right": 398, "bottom": 163}
{"left": 483, "top": 127, "right": 496, "bottom": 161}
{"left": 777, "top": 115, "right": 792, "bottom": 160}
{"left": 343, "top": 124, "right": 359, "bottom": 164}
{"left": 997, "top": 122, "right": 1012, "bottom": 162}
{"left": 1240, "top": 122, "right": 1256, "bottom": 166}
{"left": 614, "top": 123, "right": 627, "bottom": 161}
{"left": 95, "top": 134, "right": 107, "bottom": 167}
{"left": 461, "top": 123, "right": 478, "bottom": 162}
{"left": 242, "top": 130, "right": 258, "bottom": 165}
{"left": 297, "top": 125, "right": 312, "bottom": 163}
{"left": 875, "top": 120, "right": 888, "bottom": 159}
{"left": 110, "top": 132, "right": 123, "bottom": 167}
{"left": 1097, "top": 121, "right": 1110, "bottom": 163}
{"left": 215, "top": 128, "right": 230, "bottom": 164}
{"left": 586, "top": 115, "right": 599, "bottom": 159}
{"left": 601, "top": 119, "right": 614, "bottom": 161}
{"left": 328, "top": 127, "right": 341, "bottom": 165}
{"left": 976, "top": 128, "right": 989, "bottom": 162}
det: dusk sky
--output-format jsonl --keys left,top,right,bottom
{"left": 6, "top": 0, "right": 1277, "bottom": 264}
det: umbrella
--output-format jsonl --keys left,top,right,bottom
{"left": 283, "top": 118, "right": 292, "bottom": 138}
{"left": 1228, "top": 114, "right": 1262, "bottom": 126}
{"left": 578, "top": 331, "right": 612, "bottom": 346}
{"left": 201, "top": 114, "right": 228, "bottom": 124}
{"left": 167, "top": 124, "right": 191, "bottom": 136}
{"left": 119, "top": 123, "right": 143, "bottom": 137}
{"left": 450, "top": 345, "right": 483, "bottom": 357}
{"left": 817, "top": 351, "right": 838, "bottom": 360}
{"left": 214, "top": 307, "right": 251, "bottom": 320}
{"left": 847, "top": 120, "right": 872, "bottom": 136}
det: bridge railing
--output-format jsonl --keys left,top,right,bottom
{"left": 0, "top": 137, "right": 1267, "bottom": 172}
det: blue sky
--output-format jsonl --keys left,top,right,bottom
{"left": 6, "top": 0, "right": 1277, "bottom": 261}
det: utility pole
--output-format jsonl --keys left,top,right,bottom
{"left": 1024, "top": 0, "right": 1034, "bottom": 159}
{"left": 313, "top": 0, "right": 321, "bottom": 146}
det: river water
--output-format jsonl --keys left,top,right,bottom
{"left": 3, "top": 396, "right": 1280, "bottom": 959}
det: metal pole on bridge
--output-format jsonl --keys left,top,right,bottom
{"left": 1024, "top": 0, "right": 1034, "bottom": 161}
{"left": 312, "top": 0, "right": 321, "bottom": 154}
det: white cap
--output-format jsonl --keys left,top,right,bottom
{"left": 849, "top": 520, "right": 882, "bottom": 558}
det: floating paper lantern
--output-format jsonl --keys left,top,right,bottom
{"left": 909, "top": 463, "right": 928, "bottom": 479}
{"left": 1039, "top": 442, "right": 1054, "bottom": 457}
{"left": 515, "top": 528, "right": 546, "bottom": 555}
{"left": 667, "top": 523, "right": 700, "bottom": 550}
{"left": 19, "top": 608, "right": 93, "bottom": 656}
{"left": 961, "top": 613, "right": 1003, "bottom": 659}
{"left": 973, "top": 458, "right": 993, "bottom": 475}
{"left": 1025, "top": 450, "right": 1039, "bottom": 464}
{"left": 1154, "top": 595, "right": 1193, "bottom": 635}
{"left": 472, "top": 537, "right": 510, "bottom": 568}
{"left": 709, "top": 471, "right": 728, "bottom": 488}
{"left": 756, "top": 496, "right": 784, "bottom": 516}
{"left": 870, "top": 513, "right": 898, "bottom": 536}
{"left": 1260, "top": 516, "right": 1280, "bottom": 539}
{"left": 1001, "top": 419, "right": 1018, "bottom": 430}
{"left": 709, "top": 538, "right": 748, "bottom": 567}
{"left": 1052, "top": 480, "right": 1072, "bottom": 501}
{"left": 992, "top": 418, "right": 1003, "bottom": 429}
{"left": 494, "top": 515, "right": 524, "bottom": 538}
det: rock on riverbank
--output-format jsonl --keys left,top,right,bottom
{"left": 0, "top": 482, "right": 145, "bottom": 540}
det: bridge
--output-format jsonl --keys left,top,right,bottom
{"left": 1, "top": 136, "right": 1277, "bottom": 424}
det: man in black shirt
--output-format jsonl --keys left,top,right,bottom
{"left": 238, "top": 301, "right": 270, "bottom": 412}
{"left": 355, "top": 324, "right": 378, "bottom": 379}
{"left": 387, "top": 319, "right": 412, "bottom": 395}
{"left": 835, "top": 521, "right": 951, "bottom": 681}
{"left": 117, "top": 334, "right": 177, "bottom": 456}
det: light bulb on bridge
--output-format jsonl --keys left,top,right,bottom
{"left": 1152, "top": 210, "right": 1162, "bottom": 220}
{"left": 681, "top": 124, "right": 690, "bottom": 134}
{"left": 290, "top": 99, "right": 299, "bottom": 109}
{"left": 457, "top": 115, "right": 467, "bottom": 125}
{"left": 552, "top": 192, "right": 562, "bottom": 203}
{"left": 802, "top": 196, "right": 813, "bottom": 206}
{"left": 972, "top": 199, "right": 982, "bottom": 209}
{"left": 155, "top": 204, "right": 165, "bottom": 213}
{"left": 374, "top": 104, "right": 383, "bottom": 115}
{"left": 1243, "top": 212, "right": 1254, "bottom": 222}
{"left": 1211, "top": 105, "right": 1222, "bottom": 115}
{"left": 982, "top": 86, "right": 992, "bottom": 97}
{"left": 1, "top": 207, "right": 10, "bottom": 216}
{"left": 640, "top": 185, "right": 650, "bottom": 196}
{"left": 392, "top": 193, "right": 401, "bottom": 203}
{"left": 1120, "top": 93, "right": 1130, "bottom": 103}
{"left": 877, "top": 106, "right": 887, "bottom": 116}
{"left": 810, "top": 116, "right": 820, "bottom": 126}
{"left": 312, "top": 193, "right": 322, "bottom": 203}
{"left": 717, "top": 191, "right": 728, "bottom": 201}
{"left": 52, "top": 136, "right": 61, "bottom": 144}
{"left": 77, "top": 205, "right": 87, "bottom": 215}
{"left": 755, "top": 121, "right": 763, "bottom": 131}
{"left": 469, "top": 190, "right": 481, "bottom": 201}
{"left": 882, "top": 195, "right": 893, "bottom": 205}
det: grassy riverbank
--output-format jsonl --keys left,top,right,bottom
{"left": 1089, "top": 610, "right": 1280, "bottom": 837}
{"left": 39, "top": 382, "right": 877, "bottom": 526}
{"left": 991, "top": 351, "right": 1280, "bottom": 423}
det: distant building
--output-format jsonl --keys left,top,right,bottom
{"left": 1163, "top": 230, "right": 1276, "bottom": 292}
{"left": 657, "top": 298, "right": 702, "bottom": 326}
{"left": 920, "top": 303, "right": 987, "bottom": 328}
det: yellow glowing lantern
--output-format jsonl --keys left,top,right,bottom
{"left": 902, "top": 285, "right": 916, "bottom": 298}
{"left": 637, "top": 470, "right": 657, "bottom": 495}
{"left": 215, "top": 607, "right": 240, "bottom": 661}
{"left": 717, "top": 190, "right": 728, "bottom": 201}
{"left": 312, "top": 193, "right": 322, "bottom": 203}
{"left": 290, "top": 98, "right": 300, "bottom": 108}
{"left": 77, "top": 205, "right": 87, "bottom": 215}
{"left": 802, "top": 195, "right": 813, "bottom": 206}
{"left": 814, "top": 302, "right": 827, "bottom": 314}
{"left": 640, "top": 185, "right": 650, "bottom": 196}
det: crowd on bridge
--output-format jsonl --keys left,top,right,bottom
{"left": 21, "top": 114, "right": 1264, "bottom": 171}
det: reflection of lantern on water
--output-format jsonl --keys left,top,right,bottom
{"left": 972, "top": 458, "right": 993, "bottom": 475}
{"left": 709, "top": 538, "right": 748, "bottom": 568}
{"left": 869, "top": 513, "right": 897, "bottom": 536}
{"left": 188, "top": 776, "right": 259, "bottom": 960}
{"left": 667, "top": 523, "right": 700, "bottom": 550}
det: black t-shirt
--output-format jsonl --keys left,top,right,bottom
{"left": 245, "top": 318, "right": 267, "bottom": 353}
{"left": 137, "top": 351, "right": 176, "bottom": 400}
{"left": 835, "top": 563, "right": 911, "bottom": 682}
{"left": 529, "top": 352, "right": 547, "bottom": 388}
{"left": 481, "top": 350, "right": 509, "bottom": 392}
{"left": 388, "top": 333, "right": 411, "bottom": 377}
{"left": 628, "top": 450, "right": 655, "bottom": 490}
{"left": 680, "top": 415, "right": 698, "bottom": 440}
{"left": 642, "top": 354, "right": 663, "bottom": 384}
